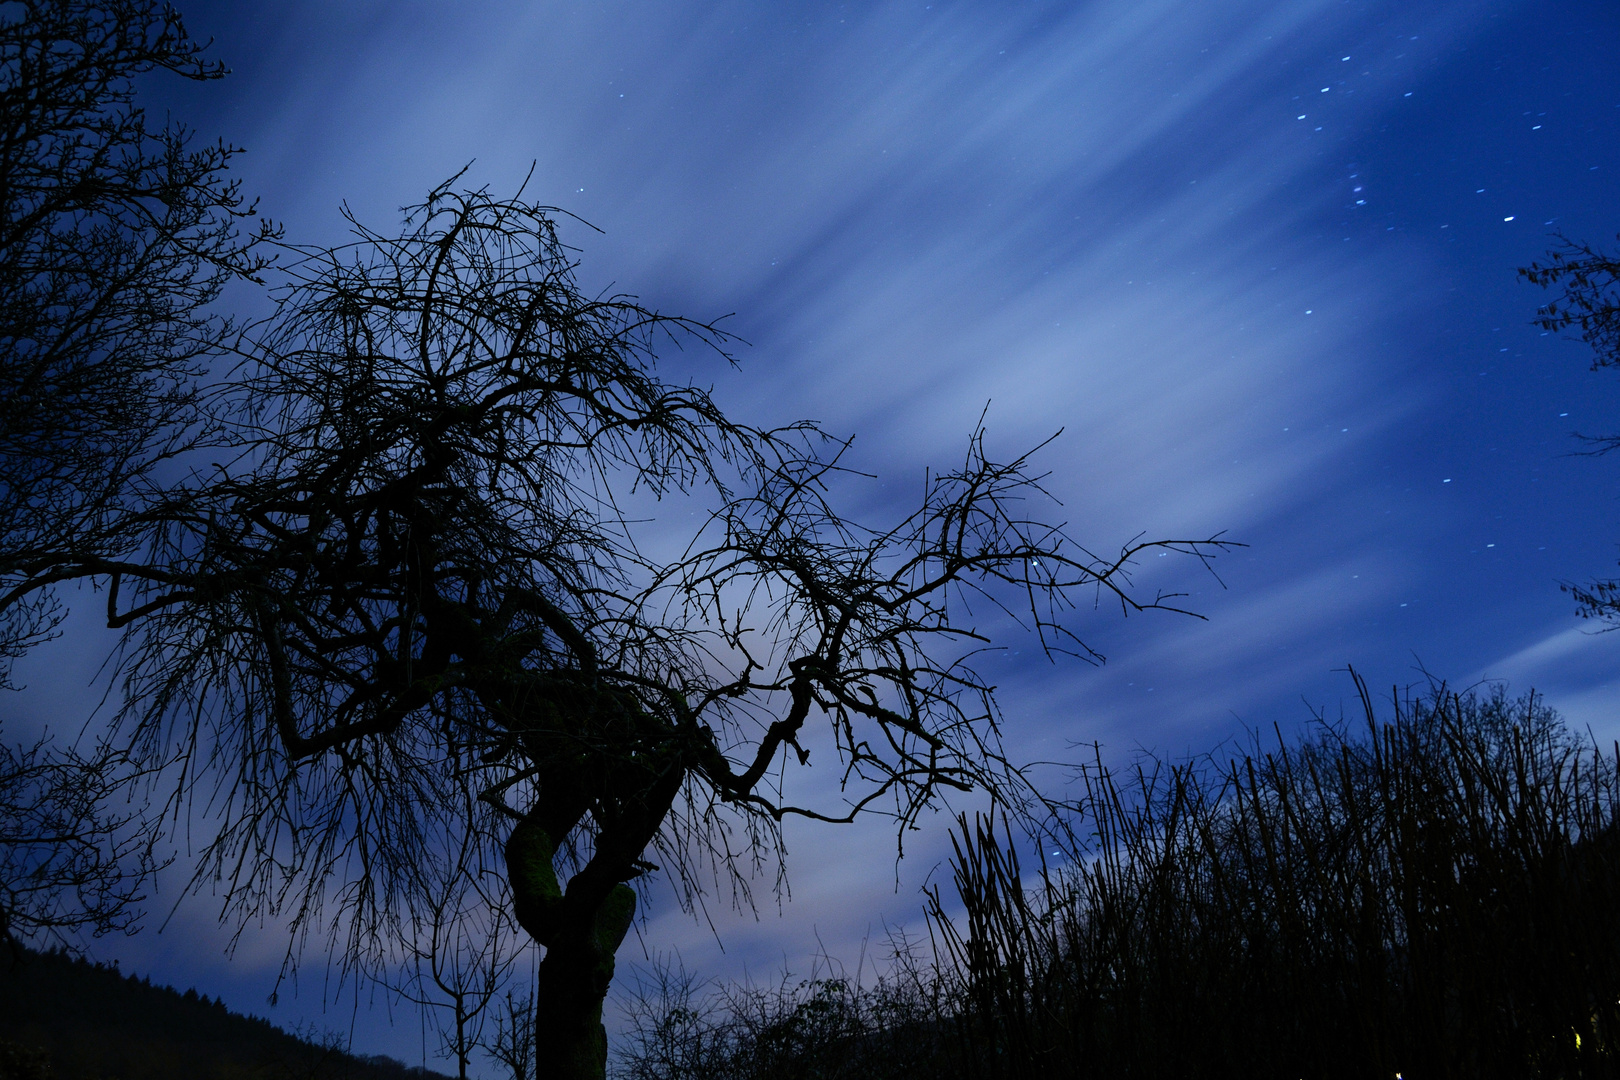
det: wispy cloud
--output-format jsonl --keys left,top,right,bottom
{"left": 54, "top": 0, "right": 1591, "bottom": 1062}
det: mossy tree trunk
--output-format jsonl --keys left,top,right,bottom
{"left": 504, "top": 749, "right": 684, "bottom": 1080}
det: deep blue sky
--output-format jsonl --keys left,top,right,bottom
{"left": 12, "top": 0, "right": 1620, "bottom": 1072}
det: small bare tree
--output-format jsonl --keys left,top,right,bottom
{"left": 11, "top": 179, "right": 1233, "bottom": 1079}
{"left": 388, "top": 793, "right": 525, "bottom": 1079}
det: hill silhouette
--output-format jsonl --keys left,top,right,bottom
{"left": 0, "top": 945, "right": 454, "bottom": 1080}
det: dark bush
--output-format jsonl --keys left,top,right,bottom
{"left": 614, "top": 679, "right": 1620, "bottom": 1079}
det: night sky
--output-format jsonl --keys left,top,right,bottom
{"left": 11, "top": 0, "right": 1620, "bottom": 1072}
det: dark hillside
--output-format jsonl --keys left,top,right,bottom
{"left": 0, "top": 946, "right": 452, "bottom": 1080}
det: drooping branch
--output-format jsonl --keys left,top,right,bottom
{"left": 0, "top": 172, "right": 1240, "bottom": 1080}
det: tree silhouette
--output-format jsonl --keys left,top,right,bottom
{"left": 389, "top": 790, "right": 524, "bottom": 1080}
{"left": 0, "top": 0, "right": 276, "bottom": 647}
{"left": 1522, "top": 234, "right": 1620, "bottom": 625}
{"left": 12, "top": 179, "right": 1231, "bottom": 1079}
{"left": 0, "top": 735, "right": 162, "bottom": 948}
{"left": 0, "top": 0, "right": 272, "bottom": 948}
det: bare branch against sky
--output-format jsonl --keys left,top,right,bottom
{"left": 3, "top": 0, "right": 1618, "bottom": 1074}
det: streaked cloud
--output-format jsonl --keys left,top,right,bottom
{"left": 29, "top": 0, "right": 1620, "bottom": 1068}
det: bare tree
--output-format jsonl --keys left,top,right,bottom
{"left": 0, "top": 0, "right": 275, "bottom": 677}
{"left": 0, "top": 731, "right": 162, "bottom": 948}
{"left": 0, "top": 0, "right": 270, "bottom": 967}
{"left": 388, "top": 792, "right": 526, "bottom": 1079}
{"left": 12, "top": 179, "right": 1233, "bottom": 1079}
{"left": 1521, "top": 234, "right": 1620, "bottom": 625}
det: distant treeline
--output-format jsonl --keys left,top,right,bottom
{"left": 0, "top": 946, "right": 453, "bottom": 1080}
{"left": 612, "top": 682, "right": 1620, "bottom": 1080}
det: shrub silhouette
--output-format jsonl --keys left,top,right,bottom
{"left": 615, "top": 676, "right": 1620, "bottom": 1079}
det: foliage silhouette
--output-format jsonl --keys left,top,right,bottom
{"left": 614, "top": 677, "right": 1620, "bottom": 1079}
{"left": 1521, "top": 234, "right": 1620, "bottom": 626}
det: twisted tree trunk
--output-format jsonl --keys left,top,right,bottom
{"left": 504, "top": 751, "right": 684, "bottom": 1080}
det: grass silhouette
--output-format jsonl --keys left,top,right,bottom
{"left": 613, "top": 676, "right": 1620, "bottom": 1079}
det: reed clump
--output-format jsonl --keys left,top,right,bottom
{"left": 613, "top": 679, "right": 1620, "bottom": 1079}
